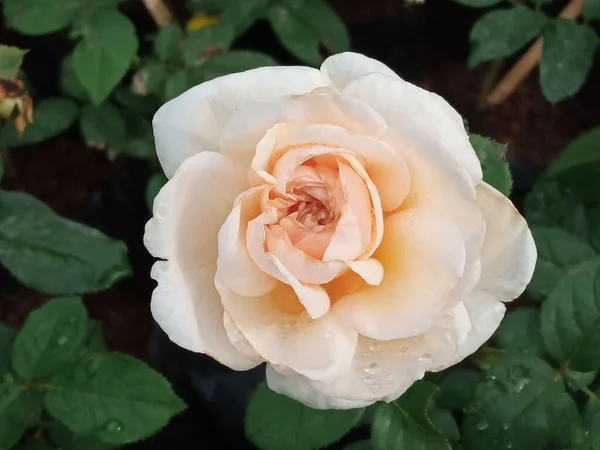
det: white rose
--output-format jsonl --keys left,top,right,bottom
{"left": 144, "top": 52, "right": 537, "bottom": 409}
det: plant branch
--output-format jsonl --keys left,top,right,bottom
{"left": 486, "top": 0, "right": 584, "bottom": 106}
{"left": 142, "top": 0, "right": 174, "bottom": 28}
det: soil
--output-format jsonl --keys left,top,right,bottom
{"left": 1, "top": 0, "right": 599, "bottom": 448}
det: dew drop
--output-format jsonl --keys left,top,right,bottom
{"left": 440, "top": 314, "right": 454, "bottom": 327}
{"left": 503, "top": 423, "right": 510, "bottom": 430}
{"left": 364, "top": 376, "right": 374, "bottom": 385}
{"left": 384, "top": 372, "right": 393, "bottom": 382}
{"left": 324, "top": 331, "right": 334, "bottom": 339}
{"left": 104, "top": 420, "right": 124, "bottom": 433}
{"left": 364, "top": 363, "right": 381, "bottom": 375}
{"left": 507, "top": 444, "right": 513, "bottom": 449}
{"left": 476, "top": 421, "right": 489, "bottom": 431}
{"left": 56, "top": 335, "right": 68, "bottom": 346}
{"left": 397, "top": 347, "right": 409, "bottom": 356}
{"left": 363, "top": 351, "right": 373, "bottom": 357}
{"left": 283, "top": 324, "right": 291, "bottom": 329}
{"left": 369, "top": 343, "right": 381, "bottom": 352}
{"left": 510, "top": 378, "right": 530, "bottom": 394}
{"left": 418, "top": 353, "right": 432, "bottom": 365}
{"left": 371, "top": 384, "right": 380, "bottom": 390}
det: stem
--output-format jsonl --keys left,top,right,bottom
{"left": 560, "top": 366, "right": 599, "bottom": 403}
{"left": 478, "top": 59, "right": 504, "bottom": 110}
{"left": 486, "top": 0, "right": 585, "bottom": 106}
{"left": 142, "top": 0, "right": 174, "bottom": 28}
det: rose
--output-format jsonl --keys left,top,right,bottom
{"left": 144, "top": 52, "right": 536, "bottom": 409}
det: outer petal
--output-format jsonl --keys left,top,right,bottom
{"left": 145, "top": 152, "right": 257, "bottom": 369}
{"left": 153, "top": 66, "right": 327, "bottom": 177}
{"left": 266, "top": 365, "right": 375, "bottom": 410}
{"left": 476, "top": 182, "right": 537, "bottom": 301}
{"left": 217, "top": 275, "right": 358, "bottom": 382}
{"left": 320, "top": 52, "right": 400, "bottom": 90}
{"left": 343, "top": 72, "right": 482, "bottom": 184}
{"left": 332, "top": 208, "right": 466, "bottom": 340}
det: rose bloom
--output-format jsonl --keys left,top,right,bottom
{"left": 145, "top": 53, "right": 536, "bottom": 409}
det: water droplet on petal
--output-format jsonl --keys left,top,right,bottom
{"left": 371, "top": 383, "right": 380, "bottom": 390}
{"left": 384, "top": 372, "right": 393, "bottom": 382}
{"left": 324, "top": 331, "right": 334, "bottom": 338}
{"left": 477, "top": 421, "right": 489, "bottom": 431}
{"left": 369, "top": 343, "right": 381, "bottom": 352}
{"left": 283, "top": 324, "right": 290, "bottom": 329}
{"left": 441, "top": 314, "right": 454, "bottom": 327}
{"left": 56, "top": 335, "right": 68, "bottom": 346}
{"left": 104, "top": 420, "right": 124, "bottom": 433}
{"left": 363, "top": 351, "right": 373, "bottom": 357}
{"left": 418, "top": 353, "right": 432, "bottom": 365}
{"left": 364, "top": 377, "right": 374, "bottom": 385}
{"left": 397, "top": 347, "right": 409, "bottom": 356}
{"left": 364, "top": 363, "right": 381, "bottom": 375}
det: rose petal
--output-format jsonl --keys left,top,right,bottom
{"left": 333, "top": 208, "right": 466, "bottom": 340}
{"left": 320, "top": 52, "right": 400, "bottom": 90}
{"left": 476, "top": 182, "right": 537, "bottom": 301}
{"left": 217, "top": 275, "right": 358, "bottom": 381}
{"left": 153, "top": 66, "right": 327, "bottom": 177}
{"left": 347, "top": 259, "right": 384, "bottom": 286}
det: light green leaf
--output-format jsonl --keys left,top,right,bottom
{"left": 80, "top": 103, "right": 127, "bottom": 149}
{"left": 0, "top": 381, "right": 43, "bottom": 448}
{"left": 495, "top": 307, "right": 545, "bottom": 357}
{"left": 155, "top": 24, "right": 183, "bottom": 62}
{"left": 0, "top": 324, "right": 17, "bottom": 374}
{"left": 546, "top": 127, "right": 600, "bottom": 177}
{"left": 565, "top": 368, "right": 597, "bottom": 391}
{"left": 540, "top": 20, "right": 597, "bottom": 103}
{"left": 0, "top": 97, "right": 79, "bottom": 147}
{"left": 583, "top": 0, "right": 600, "bottom": 21}
{"left": 183, "top": 23, "right": 235, "bottom": 66}
{"left": 267, "top": 0, "right": 350, "bottom": 66}
{"left": 371, "top": 381, "right": 451, "bottom": 450}
{"left": 118, "top": 112, "right": 155, "bottom": 158}
{"left": 44, "top": 352, "right": 186, "bottom": 445}
{"left": 3, "top": 0, "right": 78, "bottom": 35}
{"left": 49, "top": 421, "right": 117, "bottom": 450}
{"left": 245, "top": 382, "right": 362, "bottom": 450}
{"left": 112, "top": 86, "right": 158, "bottom": 115}
{"left": 133, "top": 63, "right": 167, "bottom": 96}
{"left": 59, "top": 55, "right": 91, "bottom": 102}
{"left": 469, "top": 134, "right": 511, "bottom": 196}
{"left": 541, "top": 257, "right": 600, "bottom": 371}
{"left": 468, "top": 5, "right": 547, "bottom": 68}
{"left": 201, "top": 50, "right": 278, "bottom": 79}
{"left": 456, "top": 0, "right": 504, "bottom": 6}
{"left": 462, "top": 356, "right": 570, "bottom": 450}
{"left": 528, "top": 226, "right": 596, "bottom": 300}
{"left": 0, "top": 45, "right": 27, "bottom": 79}
{"left": 72, "top": 10, "right": 139, "bottom": 105}
{"left": 12, "top": 297, "right": 88, "bottom": 379}
{"left": 435, "top": 369, "right": 479, "bottom": 410}
{"left": 146, "top": 173, "right": 167, "bottom": 211}
{"left": 0, "top": 191, "right": 132, "bottom": 295}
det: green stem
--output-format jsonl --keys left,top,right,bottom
{"left": 477, "top": 59, "right": 504, "bottom": 110}
{"left": 561, "top": 368, "right": 599, "bottom": 403}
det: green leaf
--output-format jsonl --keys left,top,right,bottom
{"left": 164, "top": 69, "right": 194, "bottom": 101}
{"left": 112, "top": 86, "right": 158, "bottom": 115}
{"left": 0, "top": 153, "right": 4, "bottom": 182}
{"left": 429, "top": 408, "right": 460, "bottom": 443}
{"left": 371, "top": 381, "right": 451, "bottom": 450}
{"left": 345, "top": 441, "right": 372, "bottom": 450}
{"left": 0, "top": 45, "right": 27, "bottom": 79}
{"left": 0, "top": 324, "right": 17, "bottom": 374}
{"left": 546, "top": 127, "right": 600, "bottom": 177}
{"left": 528, "top": 226, "right": 596, "bottom": 300}
{"left": 3, "top": 0, "right": 78, "bottom": 35}
{"left": 462, "top": 356, "right": 569, "bottom": 450}
{"left": 583, "top": 0, "right": 600, "bottom": 21}
{"left": 72, "top": 10, "right": 139, "bottom": 105}
{"left": 0, "top": 97, "right": 79, "bottom": 147}
{"left": 565, "top": 368, "right": 597, "bottom": 391}
{"left": 44, "top": 352, "right": 186, "bottom": 445}
{"left": 133, "top": 63, "right": 167, "bottom": 96}
{"left": 541, "top": 257, "right": 600, "bottom": 371}
{"left": 267, "top": 0, "right": 350, "bottom": 66}
{"left": 435, "top": 369, "right": 479, "bottom": 410}
{"left": 540, "top": 20, "right": 597, "bottom": 103}
{"left": 455, "top": 0, "right": 504, "bottom": 6}
{"left": 0, "top": 191, "right": 132, "bottom": 295}
{"left": 155, "top": 24, "right": 183, "bottom": 62}
{"left": 495, "top": 307, "right": 545, "bottom": 357}
{"left": 59, "top": 55, "right": 91, "bottom": 102}
{"left": 80, "top": 103, "right": 127, "bottom": 149}
{"left": 468, "top": 5, "right": 547, "bottom": 68}
{"left": 0, "top": 381, "right": 43, "bottom": 448}
{"left": 49, "top": 421, "right": 117, "bottom": 450}
{"left": 220, "top": 0, "right": 270, "bottom": 35}
{"left": 146, "top": 173, "right": 168, "bottom": 211}
{"left": 580, "top": 396, "right": 600, "bottom": 449}
{"left": 16, "top": 444, "right": 55, "bottom": 450}
{"left": 81, "top": 320, "right": 108, "bottom": 354}
{"left": 245, "top": 382, "right": 362, "bottom": 450}
{"left": 183, "top": 23, "right": 235, "bottom": 66}
{"left": 12, "top": 297, "right": 88, "bottom": 379}
{"left": 118, "top": 112, "right": 155, "bottom": 158}
{"left": 469, "top": 134, "right": 511, "bottom": 196}
{"left": 201, "top": 51, "right": 278, "bottom": 79}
